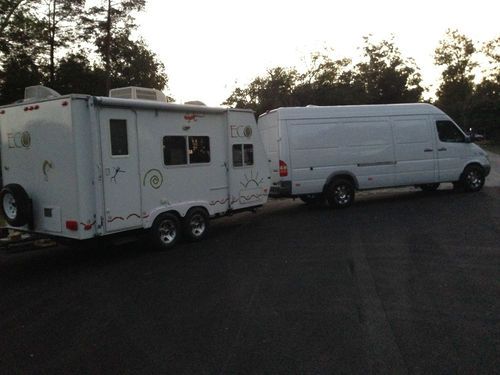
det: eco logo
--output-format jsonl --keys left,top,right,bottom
{"left": 230, "top": 125, "right": 252, "bottom": 138}
{"left": 8, "top": 131, "right": 31, "bottom": 149}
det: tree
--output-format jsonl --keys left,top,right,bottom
{"left": 355, "top": 36, "right": 424, "bottom": 104}
{"left": 83, "top": 0, "right": 146, "bottom": 92}
{"left": 223, "top": 67, "right": 299, "bottom": 115}
{"left": 42, "top": 0, "right": 86, "bottom": 85}
{"left": 0, "top": 52, "right": 43, "bottom": 104}
{"left": 434, "top": 29, "right": 477, "bottom": 126}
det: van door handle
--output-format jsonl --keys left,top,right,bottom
{"left": 438, "top": 147, "right": 447, "bottom": 152}
{"left": 424, "top": 148, "right": 433, "bottom": 152}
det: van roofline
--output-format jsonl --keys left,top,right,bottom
{"left": 259, "top": 103, "right": 445, "bottom": 120}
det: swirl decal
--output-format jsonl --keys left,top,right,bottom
{"left": 143, "top": 169, "right": 163, "bottom": 189}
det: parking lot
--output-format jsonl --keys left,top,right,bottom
{"left": 1, "top": 155, "right": 499, "bottom": 374}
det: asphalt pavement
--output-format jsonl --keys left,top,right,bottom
{"left": 1, "top": 158, "right": 499, "bottom": 374}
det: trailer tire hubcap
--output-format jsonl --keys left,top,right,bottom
{"left": 159, "top": 219, "right": 177, "bottom": 245}
{"left": 2, "top": 192, "right": 17, "bottom": 220}
{"left": 189, "top": 214, "right": 206, "bottom": 237}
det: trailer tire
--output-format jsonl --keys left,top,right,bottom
{"left": 183, "top": 208, "right": 209, "bottom": 242}
{"left": 0, "top": 184, "right": 32, "bottom": 227}
{"left": 150, "top": 213, "right": 180, "bottom": 250}
{"left": 325, "top": 178, "right": 355, "bottom": 209}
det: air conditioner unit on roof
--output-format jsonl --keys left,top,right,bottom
{"left": 109, "top": 86, "right": 166, "bottom": 102}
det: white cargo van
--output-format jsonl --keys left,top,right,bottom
{"left": 0, "top": 86, "right": 270, "bottom": 249}
{"left": 259, "top": 104, "right": 490, "bottom": 207}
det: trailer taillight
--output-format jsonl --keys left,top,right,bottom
{"left": 279, "top": 160, "right": 288, "bottom": 177}
{"left": 65, "top": 220, "right": 78, "bottom": 231}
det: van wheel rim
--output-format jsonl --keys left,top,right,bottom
{"left": 2, "top": 192, "right": 17, "bottom": 220}
{"left": 190, "top": 214, "right": 206, "bottom": 237}
{"left": 334, "top": 185, "right": 351, "bottom": 205}
{"left": 466, "top": 170, "right": 482, "bottom": 189}
{"left": 159, "top": 220, "right": 176, "bottom": 244}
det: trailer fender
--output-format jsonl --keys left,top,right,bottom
{"left": 144, "top": 201, "right": 213, "bottom": 229}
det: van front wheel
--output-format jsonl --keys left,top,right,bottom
{"left": 461, "top": 165, "right": 485, "bottom": 192}
{"left": 326, "top": 179, "right": 355, "bottom": 209}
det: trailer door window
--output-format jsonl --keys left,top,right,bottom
{"left": 110, "top": 119, "right": 128, "bottom": 156}
{"left": 188, "top": 136, "right": 210, "bottom": 164}
{"left": 244, "top": 144, "right": 254, "bottom": 166}
{"left": 163, "top": 136, "right": 187, "bottom": 165}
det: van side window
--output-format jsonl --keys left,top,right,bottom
{"left": 436, "top": 121, "right": 465, "bottom": 143}
{"left": 163, "top": 136, "right": 187, "bottom": 165}
{"left": 188, "top": 136, "right": 210, "bottom": 164}
{"left": 233, "top": 144, "right": 254, "bottom": 167}
{"left": 110, "top": 119, "right": 128, "bottom": 156}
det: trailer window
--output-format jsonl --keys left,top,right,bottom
{"left": 110, "top": 119, "right": 128, "bottom": 156}
{"left": 188, "top": 136, "right": 210, "bottom": 164}
{"left": 244, "top": 144, "right": 254, "bottom": 166}
{"left": 233, "top": 144, "right": 254, "bottom": 167}
{"left": 163, "top": 136, "right": 187, "bottom": 165}
{"left": 436, "top": 120, "right": 465, "bottom": 143}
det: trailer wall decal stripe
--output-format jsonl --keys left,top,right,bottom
{"left": 143, "top": 169, "right": 163, "bottom": 189}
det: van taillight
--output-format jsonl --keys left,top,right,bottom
{"left": 279, "top": 160, "right": 288, "bottom": 177}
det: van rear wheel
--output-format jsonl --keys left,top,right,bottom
{"left": 326, "top": 179, "right": 355, "bottom": 209}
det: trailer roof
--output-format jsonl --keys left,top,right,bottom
{"left": 94, "top": 96, "right": 253, "bottom": 115}
{"left": 260, "top": 103, "right": 445, "bottom": 120}
{"left": 0, "top": 94, "right": 253, "bottom": 115}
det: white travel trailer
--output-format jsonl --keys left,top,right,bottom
{"left": 259, "top": 104, "right": 490, "bottom": 207}
{"left": 0, "top": 86, "right": 270, "bottom": 249}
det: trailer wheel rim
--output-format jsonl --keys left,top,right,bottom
{"left": 466, "top": 169, "right": 482, "bottom": 189}
{"left": 158, "top": 219, "right": 177, "bottom": 245}
{"left": 189, "top": 213, "right": 206, "bottom": 237}
{"left": 2, "top": 192, "right": 17, "bottom": 220}
{"left": 334, "top": 185, "right": 351, "bottom": 205}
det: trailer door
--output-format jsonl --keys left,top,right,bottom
{"left": 99, "top": 109, "right": 142, "bottom": 232}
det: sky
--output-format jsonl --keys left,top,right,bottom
{"left": 136, "top": 0, "right": 500, "bottom": 106}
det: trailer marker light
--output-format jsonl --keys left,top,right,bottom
{"left": 34, "top": 105, "right": 39, "bottom": 110}
{"left": 0, "top": 110, "right": 4, "bottom": 114}
{"left": 29, "top": 106, "right": 34, "bottom": 111}
{"left": 279, "top": 160, "right": 288, "bottom": 177}
{"left": 24, "top": 107, "right": 29, "bottom": 111}
{"left": 65, "top": 220, "right": 78, "bottom": 231}
{"left": 62, "top": 101, "right": 68, "bottom": 107}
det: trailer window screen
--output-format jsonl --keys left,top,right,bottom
{"left": 163, "top": 136, "right": 187, "bottom": 165}
{"left": 188, "top": 136, "right": 210, "bottom": 164}
{"left": 110, "top": 119, "right": 128, "bottom": 156}
{"left": 233, "top": 145, "right": 243, "bottom": 167}
{"left": 244, "top": 144, "right": 254, "bottom": 166}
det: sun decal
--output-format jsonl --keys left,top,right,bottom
{"left": 240, "top": 170, "right": 264, "bottom": 188}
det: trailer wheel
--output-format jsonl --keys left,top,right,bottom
{"left": 150, "top": 213, "right": 180, "bottom": 250}
{"left": 325, "top": 178, "right": 355, "bottom": 209}
{"left": 460, "top": 165, "right": 485, "bottom": 192}
{"left": 183, "top": 208, "right": 209, "bottom": 242}
{"left": 0, "top": 184, "right": 32, "bottom": 227}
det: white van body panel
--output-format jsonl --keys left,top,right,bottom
{"left": 258, "top": 104, "right": 490, "bottom": 196}
{"left": 0, "top": 95, "right": 270, "bottom": 240}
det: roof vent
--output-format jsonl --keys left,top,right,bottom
{"left": 109, "top": 86, "right": 166, "bottom": 102}
{"left": 184, "top": 100, "right": 206, "bottom": 106}
{"left": 24, "top": 86, "right": 60, "bottom": 100}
